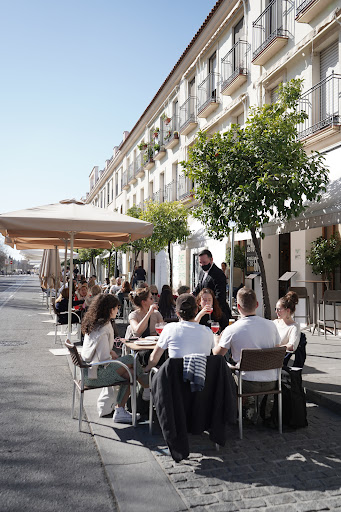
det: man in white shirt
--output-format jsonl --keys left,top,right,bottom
{"left": 213, "top": 287, "right": 281, "bottom": 393}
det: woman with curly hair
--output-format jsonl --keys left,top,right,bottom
{"left": 81, "top": 294, "right": 148, "bottom": 424}
{"left": 194, "top": 288, "right": 228, "bottom": 332}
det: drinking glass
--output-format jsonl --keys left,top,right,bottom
{"left": 155, "top": 322, "right": 166, "bottom": 335}
{"left": 210, "top": 321, "right": 219, "bottom": 334}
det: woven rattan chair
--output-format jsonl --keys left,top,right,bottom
{"left": 229, "top": 346, "right": 286, "bottom": 439}
{"left": 65, "top": 340, "right": 137, "bottom": 431}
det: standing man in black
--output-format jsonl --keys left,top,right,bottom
{"left": 193, "top": 249, "right": 231, "bottom": 320}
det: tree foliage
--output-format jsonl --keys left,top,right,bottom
{"left": 307, "top": 234, "right": 341, "bottom": 280}
{"left": 140, "top": 201, "right": 191, "bottom": 289}
{"left": 182, "top": 79, "right": 329, "bottom": 318}
{"left": 78, "top": 248, "right": 104, "bottom": 274}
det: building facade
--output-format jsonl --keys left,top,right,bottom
{"left": 86, "top": 0, "right": 341, "bottom": 320}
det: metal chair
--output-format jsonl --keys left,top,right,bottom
{"left": 288, "top": 287, "right": 311, "bottom": 326}
{"left": 52, "top": 303, "right": 81, "bottom": 344}
{"left": 65, "top": 340, "right": 137, "bottom": 431}
{"left": 318, "top": 290, "right": 341, "bottom": 339}
{"left": 229, "top": 346, "right": 286, "bottom": 439}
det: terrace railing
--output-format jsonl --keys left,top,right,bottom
{"left": 298, "top": 73, "right": 341, "bottom": 139}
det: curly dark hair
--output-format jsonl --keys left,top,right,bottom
{"left": 81, "top": 294, "right": 119, "bottom": 334}
{"left": 196, "top": 288, "right": 223, "bottom": 319}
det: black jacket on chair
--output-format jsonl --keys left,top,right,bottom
{"left": 151, "top": 355, "right": 237, "bottom": 462}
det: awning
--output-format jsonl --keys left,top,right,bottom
{"left": 262, "top": 177, "right": 341, "bottom": 236}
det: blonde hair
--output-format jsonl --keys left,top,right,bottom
{"left": 278, "top": 291, "right": 299, "bottom": 313}
{"left": 129, "top": 288, "right": 150, "bottom": 308}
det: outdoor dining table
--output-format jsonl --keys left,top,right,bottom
{"left": 296, "top": 279, "right": 330, "bottom": 334}
{"left": 122, "top": 338, "right": 159, "bottom": 427}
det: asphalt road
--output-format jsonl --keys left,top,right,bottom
{"left": 0, "top": 275, "right": 118, "bottom": 512}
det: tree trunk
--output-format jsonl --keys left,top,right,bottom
{"left": 107, "top": 249, "right": 113, "bottom": 278}
{"left": 168, "top": 241, "right": 173, "bottom": 290}
{"left": 250, "top": 228, "right": 271, "bottom": 320}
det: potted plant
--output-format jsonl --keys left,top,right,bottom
{"left": 161, "top": 113, "right": 171, "bottom": 125}
{"left": 153, "top": 127, "right": 160, "bottom": 138}
{"left": 138, "top": 140, "right": 147, "bottom": 151}
{"left": 173, "top": 131, "right": 179, "bottom": 138}
{"left": 154, "top": 143, "right": 160, "bottom": 152}
{"left": 307, "top": 234, "right": 341, "bottom": 281}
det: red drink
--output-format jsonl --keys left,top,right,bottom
{"left": 155, "top": 327, "right": 163, "bottom": 335}
{"left": 211, "top": 325, "right": 219, "bottom": 334}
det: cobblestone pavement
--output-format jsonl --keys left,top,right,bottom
{"left": 148, "top": 403, "right": 341, "bottom": 511}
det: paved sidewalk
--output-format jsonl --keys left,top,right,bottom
{"left": 77, "top": 322, "right": 341, "bottom": 511}
{"left": 4, "top": 276, "right": 341, "bottom": 512}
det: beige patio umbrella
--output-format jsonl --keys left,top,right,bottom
{"left": 0, "top": 199, "right": 153, "bottom": 337}
{"left": 40, "top": 248, "right": 62, "bottom": 290}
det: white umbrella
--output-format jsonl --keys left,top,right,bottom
{"left": 0, "top": 199, "right": 153, "bottom": 338}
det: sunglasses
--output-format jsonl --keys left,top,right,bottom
{"left": 151, "top": 292, "right": 158, "bottom": 296}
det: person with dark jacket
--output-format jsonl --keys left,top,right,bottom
{"left": 54, "top": 287, "right": 84, "bottom": 325}
{"left": 192, "top": 249, "right": 231, "bottom": 319}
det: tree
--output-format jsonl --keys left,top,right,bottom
{"left": 141, "top": 201, "right": 191, "bottom": 290}
{"left": 119, "top": 205, "right": 151, "bottom": 272}
{"left": 182, "top": 79, "right": 329, "bottom": 319}
{"left": 307, "top": 234, "right": 341, "bottom": 281}
{"left": 0, "top": 246, "right": 7, "bottom": 271}
{"left": 78, "top": 248, "right": 104, "bottom": 276}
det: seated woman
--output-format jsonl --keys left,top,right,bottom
{"left": 145, "top": 294, "right": 214, "bottom": 371}
{"left": 273, "top": 291, "right": 300, "bottom": 352}
{"left": 158, "top": 287, "right": 177, "bottom": 321}
{"left": 54, "top": 288, "right": 84, "bottom": 324}
{"left": 84, "top": 284, "right": 102, "bottom": 310}
{"left": 194, "top": 288, "right": 228, "bottom": 332}
{"left": 74, "top": 283, "right": 88, "bottom": 310}
{"left": 81, "top": 294, "right": 148, "bottom": 424}
{"left": 126, "top": 287, "right": 163, "bottom": 339}
{"left": 149, "top": 284, "right": 159, "bottom": 303}
{"left": 117, "top": 280, "right": 132, "bottom": 308}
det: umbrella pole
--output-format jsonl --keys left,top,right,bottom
{"left": 229, "top": 228, "right": 235, "bottom": 312}
{"left": 63, "top": 240, "right": 68, "bottom": 287}
{"left": 67, "top": 233, "right": 75, "bottom": 340}
{"left": 51, "top": 245, "right": 58, "bottom": 314}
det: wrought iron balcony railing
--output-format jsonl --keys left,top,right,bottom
{"left": 179, "top": 96, "right": 197, "bottom": 133}
{"left": 221, "top": 40, "right": 249, "bottom": 94}
{"left": 177, "top": 174, "right": 193, "bottom": 200}
{"left": 198, "top": 72, "right": 220, "bottom": 116}
{"left": 252, "top": 0, "right": 288, "bottom": 63}
{"left": 297, "top": 73, "right": 341, "bottom": 139}
{"left": 127, "top": 162, "right": 135, "bottom": 183}
{"left": 164, "top": 180, "right": 176, "bottom": 202}
{"left": 122, "top": 171, "right": 128, "bottom": 189}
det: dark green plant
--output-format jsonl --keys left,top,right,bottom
{"left": 307, "top": 234, "right": 341, "bottom": 280}
{"left": 226, "top": 245, "right": 246, "bottom": 270}
{"left": 181, "top": 79, "right": 329, "bottom": 319}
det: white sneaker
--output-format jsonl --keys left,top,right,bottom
{"left": 142, "top": 388, "right": 151, "bottom": 401}
{"left": 113, "top": 407, "right": 140, "bottom": 424}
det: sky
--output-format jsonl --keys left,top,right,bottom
{"left": 0, "top": 0, "right": 217, "bottom": 217}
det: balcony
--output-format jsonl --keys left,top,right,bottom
{"left": 163, "top": 116, "right": 180, "bottom": 149}
{"left": 252, "top": 0, "right": 289, "bottom": 66}
{"left": 127, "top": 162, "right": 136, "bottom": 185}
{"left": 135, "top": 153, "right": 145, "bottom": 179}
{"left": 221, "top": 41, "right": 249, "bottom": 96}
{"left": 164, "top": 180, "right": 176, "bottom": 202}
{"left": 152, "top": 189, "right": 162, "bottom": 203}
{"left": 143, "top": 145, "right": 155, "bottom": 171}
{"left": 296, "top": 0, "right": 326, "bottom": 23}
{"left": 177, "top": 174, "right": 193, "bottom": 201}
{"left": 122, "top": 171, "right": 129, "bottom": 191}
{"left": 298, "top": 74, "right": 341, "bottom": 150}
{"left": 198, "top": 72, "right": 220, "bottom": 118}
{"left": 179, "top": 97, "right": 198, "bottom": 135}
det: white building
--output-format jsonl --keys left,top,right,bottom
{"left": 86, "top": 0, "right": 341, "bottom": 321}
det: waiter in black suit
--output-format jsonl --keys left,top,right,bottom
{"left": 193, "top": 249, "right": 232, "bottom": 319}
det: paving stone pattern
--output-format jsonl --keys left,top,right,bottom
{"left": 149, "top": 403, "right": 341, "bottom": 511}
